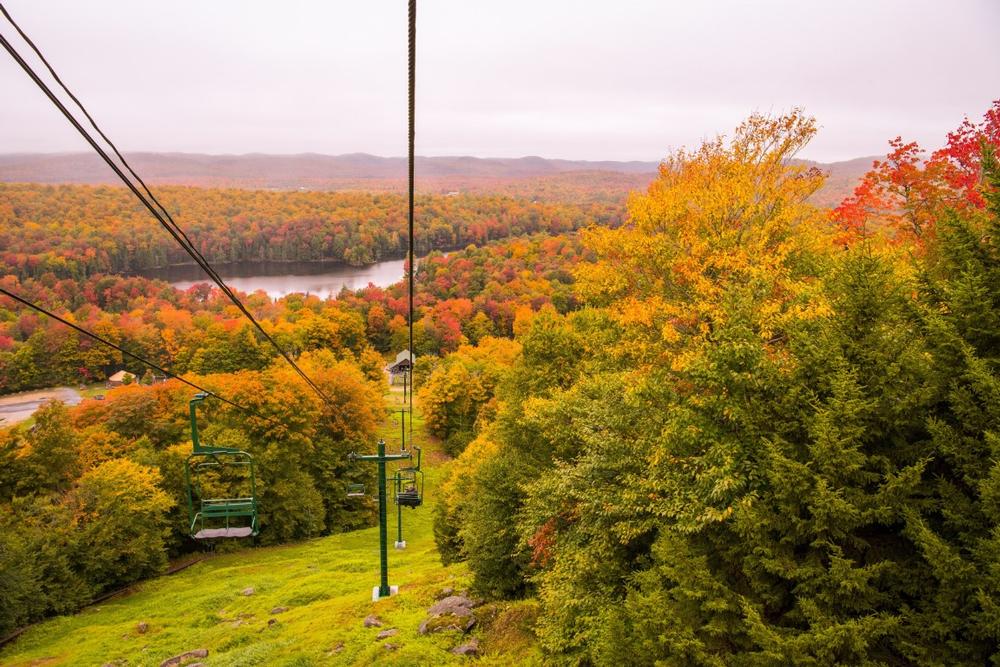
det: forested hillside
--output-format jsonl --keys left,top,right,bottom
{"left": 0, "top": 359, "right": 382, "bottom": 636}
{"left": 0, "top": 152, "right": 872, "bottom": 205}
{"left": 0, "top": 233, "right": 581, "bottom": 394}
{"left": 0, "top": 186, "right": 619, "bottom": 279}
{"left": 431, "top": 104, "right": 1000, "bottom": 663}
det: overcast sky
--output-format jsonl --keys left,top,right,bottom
{"left": 0, "top": 0, "right": 997, "bottom": 162}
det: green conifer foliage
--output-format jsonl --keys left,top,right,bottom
{"left": 438, "top": 131, "right": 1000, "bottom": 664}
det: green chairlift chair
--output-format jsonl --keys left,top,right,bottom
{"left": 185, "top": 393, "right": 259, "bottom": 540}
{"left": 394, "top": 445, "right": 423, "bottom": 508}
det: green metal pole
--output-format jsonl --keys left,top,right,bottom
{"left": 397, "top": 489, "right": 404, "bottom": 546}
{"left": 377, "top": 439, "right": 390, "bottom": 598}
{"left": 397, "top": 405, "right": 405, "bottom": 549}
{"left": 350, "top": 443, "right": 410, "bottom": 597}
{"left": 189, "top": 393, "right": 206, "bottom": 452}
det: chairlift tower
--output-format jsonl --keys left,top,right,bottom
{"left": 348, "top": 439, "right": 412, "bottom": 600}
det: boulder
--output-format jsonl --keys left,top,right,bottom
{"left": 420, "top": 615, "right": 476, "bottom": 634}
{"left": 435, "top": 586, "right": 454, "bottom": 600}
{"left": 241, "top": 587, "right": 255, "bottom": 596}
{"left": 451, "top": 637, "right": 480, "bottom": 656}
{"left": 376, "top": 628, "right": 399, "bottom": 641}
{"left": 136, "top": 622, "right": 149, "bottom": 635}
{"left": 429, "top": 595, "right": 477, "bottom": 616}
{"left": 159, "top": 649, "right": 208, "bottom": 667}
{"left": 363, "top": 614, "right": 383, "bottom": 628}
{"left": 270, "top": 606, "right": 288, "bottom": 615}
{"left": 383, "top": 643, "right": 400, "bottom": 651}
{"left": 419, "top": 595, "right": 478, "bottom": 634}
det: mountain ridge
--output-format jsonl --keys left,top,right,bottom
{"left": 0, "top": 151, "right": 876, "bottom": 205}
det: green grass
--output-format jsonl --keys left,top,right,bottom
{"left": 0, "top": 390, "right": 542, "bottom": 666}
{"left": 80, "top": 383, "right": 110, "bottom": 398}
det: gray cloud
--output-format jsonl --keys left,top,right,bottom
{"left": 0, "top": 0, "right": 997, "bottom": 162}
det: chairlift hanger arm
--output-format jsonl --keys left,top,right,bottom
{"left": 189, "top": 391, "right": 245, "bottom": 454}
{"left": 350, "top": 451, "right": 412, "bottom": 463}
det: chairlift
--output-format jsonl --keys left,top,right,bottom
{"left": 347, "top": 483, "right": 366, "bottom": 498}
{"left": 184, "top": 393, "right": 259, "bottom": 540}
{"left": 394, "top": 446, "right": 423, "bottom": 508}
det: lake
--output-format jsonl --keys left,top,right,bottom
{"left": 142, "top": 258, "right": 409, "bottom": 299}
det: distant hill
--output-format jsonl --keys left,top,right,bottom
{"left": 0, "top": 152, "right": 657, "bottom": 185}
{"left": 0, "top": 152, "right": 876, "bottom": 206}
{"left": 795, "top": 156, "right": 876, "bottom": 208}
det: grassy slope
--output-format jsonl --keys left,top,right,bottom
{"left": 1, "top": 391, "right": 541, "bottom": 666}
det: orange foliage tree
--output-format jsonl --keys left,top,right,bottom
{"left": 833, "top": 99, "right": 1000, "bottom": 247}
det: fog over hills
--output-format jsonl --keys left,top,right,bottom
{"left": 0, "top": 152, "right": 876, "bottom": 205}
{"left": 0, "top": 152, "right": 656, "bottom": 182}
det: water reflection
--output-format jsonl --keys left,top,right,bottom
{"left": 143, "top": 258, "right": 408, "bottom": 299}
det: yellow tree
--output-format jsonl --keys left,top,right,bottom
{"left": 419, "top": 336, "right": 521, "bottom": 452}
{"left": 72, "top": 458, "right": 173, "bottom": 591}
{"left": 577, "top": 109, "right": 834, "bottom": 369}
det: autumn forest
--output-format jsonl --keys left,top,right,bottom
{"left": 2, "top": 98, "right": 999, "bottom": 665}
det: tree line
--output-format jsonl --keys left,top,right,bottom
{"left": 0, "top": 185, "right": 621, "bottom": 280}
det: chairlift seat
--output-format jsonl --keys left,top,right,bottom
{"left": 347, "top": 483, "right": 366, "bottom": 498}
{"left": 193, "top": 526, "right": 255, "bottom": 540}
{"left": 190, "top": 497, "right": 258, "bottom": 540}
{"left": 393, "top": 448, "right": 423, "bottom": 508}
{"left": 396, "top": 490, "right": 422, "bottom": 508}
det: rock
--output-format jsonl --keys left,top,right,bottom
{"left": 435, "top": 586, "right": 454, "bottom": 600}
{"left": 418, "top": 595, "right": 478, "bottom": 634}
{"left": 136, "top": 622, "right": 149, "bottom": 634}
{"left": 451, "top": 637, "right": 480, "bottom": 656}
{"left": 270, "top": 606, "right": 288, "bottom": 615}
{"left": 267, "top": 618, "right": 277, "bottom": 627}
{"left": 419, "top": 615, "right": 476, "bottom": 634}
{"left": 327, "top": 642, "right": 345, "bottom": 655}
{"left": 383, "top": 643, "right": 400, "bottom": 651}
{"left": 376, "top": 628, "right": 399, "bottom": 640}
{"left": 228, "top": 610, "right": 254, "bottom": 627}
{"left": 363, "top": 614, "right": 383, "bottom": 628}
{"left": 428, "top": 595, "right": 477, "bottom": 616}
{"left": 241, "top": 587, "right": 255, "bottom": 596}
{"left": 159, "top": 649, "right": 209, "bottom": 667}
